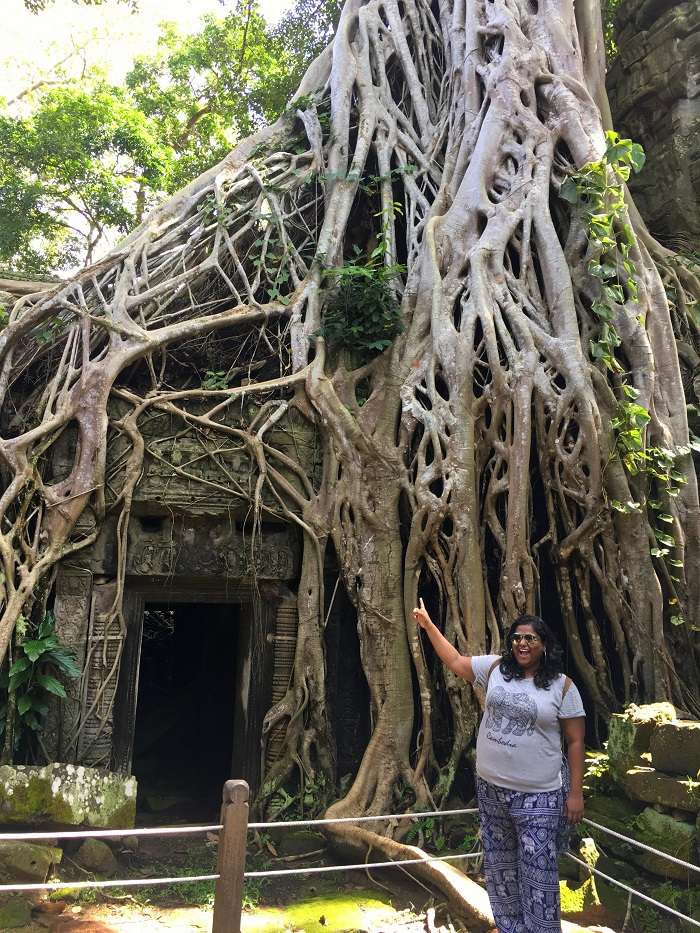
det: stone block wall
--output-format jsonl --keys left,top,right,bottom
{"left": 607, "top": 0, "right": 700, "bottom": 245}
{"left": 587, "top": 703, "right": 700, "bottom": 887}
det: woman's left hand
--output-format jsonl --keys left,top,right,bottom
{"left": 565, "top": 792, "right": 584, "bottom": 825}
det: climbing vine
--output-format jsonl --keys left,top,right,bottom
{"left": 562, "top": 132, "right": 696, "bottom": 628}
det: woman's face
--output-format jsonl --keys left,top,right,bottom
{"left": 511, "top": 623, "right": 545, "bottom": 673}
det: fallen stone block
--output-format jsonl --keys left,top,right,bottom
{"left": 622, "top": 766, "right": 700, "bottom": 813}
{"left": 0, "top": 895, "right": 32, "bottom": 929}
{"left": 607, "top": 703, "right": 676, "bottom": 779}
{"left": 0, "top": 840, "right": 62, "bottom": 883}
{"left": 75, "top": 837, "right": 119, "bottom": 876}
{"left": 0, "top": 763, "right": 137, "bottom": 829}
{"left": 631, "top": 807, "right": 697, "bottom": 882}
{"left": 650, "top": 720, "right": 700, "bottom": 778}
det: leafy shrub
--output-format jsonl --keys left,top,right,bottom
{"left": 318, "top": 246, "right": 404, "bottom": 358}
{"left": 0, "top": 611, "right": 80, "bottom": 751}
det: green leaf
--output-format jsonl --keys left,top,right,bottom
{"left": 650, "top": 547, "right": 668, "bottom": 558}
{"left": 591, "top": 300, "right": 614, "bottom": 322}
{"left": 590, "top": 340, "right": 609, "bottom": 361}
{"left": 38, "top": 613, "right": 55, "bottom": 639}
{"left": 46, "top": 648, "right": 81, "bottom": 678}
{"left": 35, "top": 673, "right": 67, "bottom": 698}
{"left": 17, "top": 695, "right": 33, "bottom": 716}
{"left": 9, "top": 667, "right": 32, "bottom": 691}
{"left": 629, "top": 144, "right": 646, "bottom": 173}
{"left": 22, "top": 638, "right": 57, "bottom": 662}
{"left": 670, "top": 615, "right": 685, "bottom": 626}
{"left": 657, "top": 513, "right": 674, "bottom": 524}
{"left": 655, "top": 531, "right": 676, "bottom": 547}
{"left": 668, "top": 558, "right": 684, "bottom": 567}
{"left": 559, "top": 178, "right": 579, "bottom": 203}
{"left": 9, "top": 657, "right": 31, "bottom": 676}
{"left": 603, "top": 283, "right": 624, "bottom": 304}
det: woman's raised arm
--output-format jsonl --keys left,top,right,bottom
{"left": 412, "top": 598, "right": 475, "bottom": 682}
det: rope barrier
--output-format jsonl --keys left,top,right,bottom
{"left": 0, "top": 824, "right": 222, "bottom": 842}
{"left": 0, "top": 808, "right": 478, "bottom": 842}
{"left": 247, "top": 807, "right": 479, "bottom": 830}
{"left": 566, "top": 853, "right": 700, "bottom": 929}
{"left": 583, "top": 817, "right": 700, "bottom": 875}
{"left": 244, "top": 851, "right": 483, "bottom": 878}
{"left": 0, "top": 874, "right": 219, "bottom": 894}
{"left": 2, "top": 801, "right": 698, "bottom": 916}
{"left": 0, "top": 852, "right": 483, "bottom": 893}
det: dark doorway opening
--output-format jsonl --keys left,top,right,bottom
{"left": 133, "top": 602, "right": 239, "bottom": 820}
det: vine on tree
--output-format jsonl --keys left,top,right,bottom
{"left": 562, "top": 131, "right": 694, "bottom": 627}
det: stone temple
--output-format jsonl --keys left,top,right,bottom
{"left": 0, "top": 274, "right": 370, "bottom": 819}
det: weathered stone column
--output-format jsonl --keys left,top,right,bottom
{"left": 44, "top": 569, "right": 92, "bottom": 763}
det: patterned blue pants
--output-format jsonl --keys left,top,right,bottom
{"left": 477, "top": 778, "right": 563, "bottom": 933}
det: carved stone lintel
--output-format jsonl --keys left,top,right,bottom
{"left": 126, "top": 516, "right": 297, "bottom": 580}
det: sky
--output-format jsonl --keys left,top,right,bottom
{"left": 1, "top": 0, "right": 294, "bottom": 101}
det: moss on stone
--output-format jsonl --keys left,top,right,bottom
{"left": 623, "top": 766, "right": 700, "bottom": 813}
{"left": 0, "top": 764, "right": 136, "bottom": 829}
{"left": 0, "top": 896, "right": 31, "bottom": 929}
{"left": 586, "top": 791, "right": 699, "bottom": 883}
{"left": 242, "top": 888, "right": 395, "bottom": 932}
{"left": 629, "top": 808, "right": 698, "bottom": 883}
{"left": 277, "top": 829, "right": 326, "bottom": 857}
{"left": 648, "top": 882, "right": 699, "bottom": 933}
{"left": 560, "top": 877, "right": 601, "bottom": 915}
{"left": 584, "top": 794, "right": 644, "bottom": 865}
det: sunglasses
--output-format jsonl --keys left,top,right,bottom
{"left": 511, "top": 633, "right": 541, "bottom": 645}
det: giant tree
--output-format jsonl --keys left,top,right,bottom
{"left": 1, "top": 0, "right": 699, "bottom": 875}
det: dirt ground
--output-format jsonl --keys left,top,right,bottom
{"left": 3, "top": 821, "right": 635, "bottom": 933}
{"left": 7, "top": 832, "right": 464, "bottom": 933}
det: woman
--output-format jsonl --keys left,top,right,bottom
{"left": 412, "top": 600, "right": 585, "bottom": 933}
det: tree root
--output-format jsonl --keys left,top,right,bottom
{"left": 325, "top": 825, "right": 617, "bottom": 933}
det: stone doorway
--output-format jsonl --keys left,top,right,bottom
{"left": 108, "top": 579, "right": 277, "bottom": 810}
{"left": 47, "top": 568, "right": 290, "bottom": 805}
{"left": 131, "top": 602, "right": 240, "bottom": 821}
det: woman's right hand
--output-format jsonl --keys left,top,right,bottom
{"left": 412, "top": 597, "right": 432, "bottom": 630}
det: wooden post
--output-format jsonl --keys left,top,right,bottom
{"left": 212, "top": 779, "right": 249, "bottom": 933}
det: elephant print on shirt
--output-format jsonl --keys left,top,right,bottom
{"left": 485, "top": 686, "right": 537, "bottom": 737}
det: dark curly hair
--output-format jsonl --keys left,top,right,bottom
{"left": 499, "top": 614, "right": 564, "bottom": 689}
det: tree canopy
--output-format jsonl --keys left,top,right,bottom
{"left": 2, "top": 0, "right": 338, "bottom": 271}
{"left": 23, "top": 0, "right": 136, "bottom": 11}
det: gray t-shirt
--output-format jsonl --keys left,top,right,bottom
{"left": 472, "top": 654, "right": 585, "bottom": 793}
